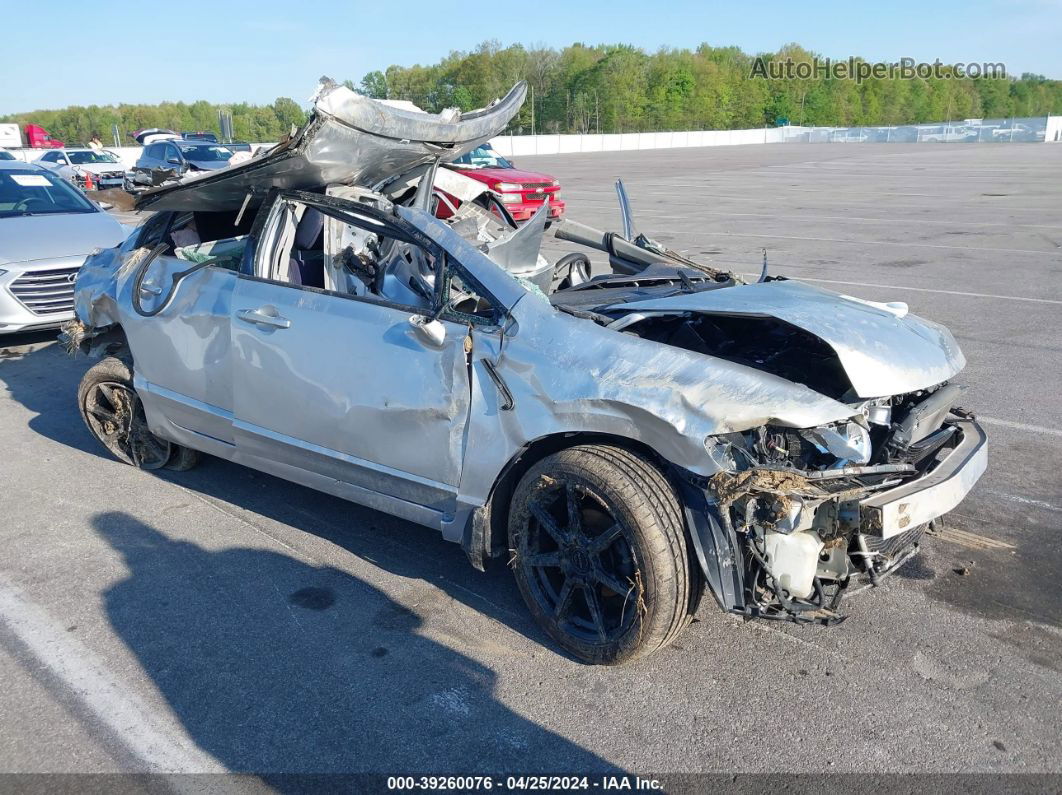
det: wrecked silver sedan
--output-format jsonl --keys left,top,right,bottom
{"left": 66, "top": 80, "right": 987, "bottom": 664}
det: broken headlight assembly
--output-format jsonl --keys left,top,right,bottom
{"left": 704, "top": 420, "right": 866, "bottom": 473}
{"left": 702, "top": 416, "right": 924, "bottom": 625}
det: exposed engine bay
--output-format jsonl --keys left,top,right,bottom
{"left": 529, "top": 184, "right": 983, "bottom": 624}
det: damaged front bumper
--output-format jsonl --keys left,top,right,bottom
{"left": 684, "top": 417, "right": 987, "bottom": 624}
{"left": 861, "top": 419, "right": 987, "bottom": 539}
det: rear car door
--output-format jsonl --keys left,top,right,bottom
{"left": 120, "top": 211, "right": 240, "bottom": 452}
{"left": 229, "top": 191, "right": 473, "bottom": 527}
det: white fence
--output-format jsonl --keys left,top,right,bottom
{"left": 7, "top": 115, "right": 1060, "bottom": 167}
{"left": 7, "top": 129, "right": 791, "bottom": 166}
{"left": 1047, "top": 116, "right": 1062, "bottom": 142}
{"left": 489, "top": 127, "right": 792, "bottom": 157}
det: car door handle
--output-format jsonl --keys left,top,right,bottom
{"left": 237, "top": 308, "right": 291, "bottom": 329}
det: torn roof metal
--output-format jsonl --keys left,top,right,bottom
{"left": 134, "top": 79, "right": 528, "bottom": 214}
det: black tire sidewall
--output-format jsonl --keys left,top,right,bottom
{"left": 77, "top": 355, "right": 192, "bottom": 471}
{"left": 508, "top": 446, "right": 688, "bottom": 664}
{"left": 78, "top": 356, "right": 137, "bottom": 463}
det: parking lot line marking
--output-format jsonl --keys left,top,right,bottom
{"left": 0, "top": 578, "right": 224, "bottom": 773}
{"left": 709, "top": 230, "right": 1053, "bottom": 256}
{"left": 931, "top": 526, "right": 1016, "bottom": 551}
{"left": 741, "top": 275, "right": 1062, "bottom": 306}
{"left": 987, "top": 490, "right": 1062, "bottom": 514}
{"left": 978, "top": 416, "right": 1062, "bottom": 437}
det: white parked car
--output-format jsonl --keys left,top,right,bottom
{"left": 36, "top": 148, "right": 128, "bottom": 190}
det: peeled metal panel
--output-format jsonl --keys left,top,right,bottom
{"left": 136, "top": 81, "right": 527, "bottom": 213}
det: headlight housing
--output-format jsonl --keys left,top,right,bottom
{"left": 494, "top": 182, "right": 523, "bottom": 192}
{"left": 710, "top": 420, "right": 876, "bottom": 473}
{"left": 800, "top": 422, "right": 872, "bottom": 466}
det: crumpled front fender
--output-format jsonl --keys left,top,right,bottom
{"left": 72, "top": 241, "right": 147, "bottom": 333}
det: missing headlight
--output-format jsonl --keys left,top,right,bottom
{"left": 799, "top": 422, "right": 872, "bottom": 466}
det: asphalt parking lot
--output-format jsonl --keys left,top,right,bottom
{"left": 1, "top": 143, "right": 1060, "bottom": 779}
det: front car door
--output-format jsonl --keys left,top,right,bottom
{"left": 164, "top": 143, "right": 184, "bottom": 173}
{"left": 229, "top": 191, "right": 479, "bottom": 529}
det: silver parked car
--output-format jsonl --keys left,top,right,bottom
{"left": 0, "top": 162, "right": 126, "bottom": 333}
{"left": 66, "top": 80, "right": 987, "bottom": 664}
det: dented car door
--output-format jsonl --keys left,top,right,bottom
{"left": 119, "top": 213, "right": 238, "bottom": 448}
{"left": 229, "top": 193, "right": 472, "bottom": 528}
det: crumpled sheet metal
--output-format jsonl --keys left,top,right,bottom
{"left": 398, "top": 206, "right": 528, "bottom": 311}
{"left": 135, "top": 80, "right": 528, "bottom": 213}
{"left": 445, "top": 292, "right": 862, "bottom": 540}
{"left": 390, "top": 167, "right": 553, "bottom": 287}
{"left": 612, "top": 280, "right": 965, "bottom": 398}
{"left": 72, "top": 238, "right": 143, "bottom": 332}
{"left": 485, "top": 201, "right": 552, "bottom": 288}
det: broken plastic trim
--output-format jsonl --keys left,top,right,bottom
{"left": 615, "top": 179, "right": 636, "bottom": 240}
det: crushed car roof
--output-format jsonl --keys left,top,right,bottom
{"left": 134, "top": 79, "right": 528, "bottom": 213}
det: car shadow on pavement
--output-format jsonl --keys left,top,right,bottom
{"left": 0, "top": 333, "right": 109, "bottom": 459}
{"left": 92, "top": 510, "right": 620, "bottom": 778}
{"left": 0, "top": 339, "right": 582, "bottom": 657}
{"left": 160, "top": 454, "right": 567, "bottom": 658}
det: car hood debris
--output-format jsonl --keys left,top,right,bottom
{"left": 604, "top": 279, "right": 965, "bottom": 398}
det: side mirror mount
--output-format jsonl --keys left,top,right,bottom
{"left": 409, "top": 314, "right": 446, "bottom": 347}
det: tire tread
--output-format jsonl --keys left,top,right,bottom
{"left": 509, "top": 443, "right": 702, "bottom": 664}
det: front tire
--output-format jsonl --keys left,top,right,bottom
{"left": 77, "top": 355, "right": 199, "bottom": 471}
{"left": 508, "top": 445, "right": 701, "bottom": 664}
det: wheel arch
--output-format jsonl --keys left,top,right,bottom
{"left": 64, "top": 321, "right": 131, "bottom": 361}
{"left": 461, "top": 429, "right": 736, "bottom": 614}
{"left": 462, "top": 430, "right": 682, "bottom": 568}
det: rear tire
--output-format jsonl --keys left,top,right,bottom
{"left": 165, "top": 445, "right": 201, "bottom": 471}
{"left": 508, "top": 445, "right": 701, "bottom": 664}
{"left": 77, "top": 355, "right": 199, "bottom": 471}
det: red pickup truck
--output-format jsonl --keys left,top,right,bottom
{"left": 442, "top": 143, "right": 564, "bottom": 223}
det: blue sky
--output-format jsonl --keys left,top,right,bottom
{"left": 3, "top": 0, "right": 1059, "bottom": 114}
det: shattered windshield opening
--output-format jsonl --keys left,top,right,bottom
{"left": 68, "top": 151, "right": 120, "bottom": 164}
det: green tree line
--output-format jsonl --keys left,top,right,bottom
{"left": 5, "top": 42, "right": 1061, "bottom": 145}
{"left": 0, "top": 97, "right": 307, "bottom": 148}
{"left": 361, "top": 42, "right": 1062, "bottom": 133}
